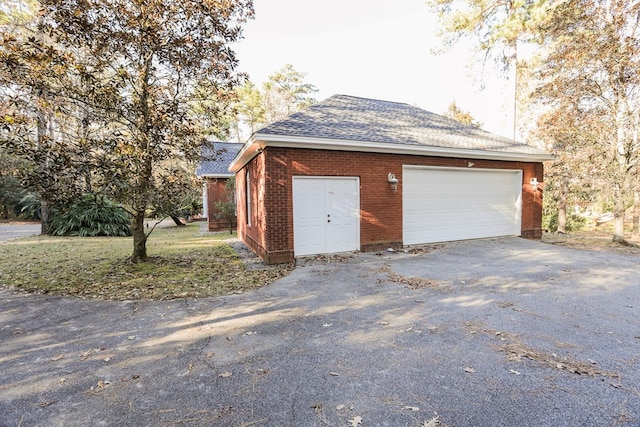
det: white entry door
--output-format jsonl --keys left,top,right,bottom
{"left": 293, "top": 177, "right": 360, "bottom": 256}
{"left": 403, "top": 166, "right": 522, "bottom": 245}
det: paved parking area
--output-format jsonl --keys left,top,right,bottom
{"left": 1, "top": 237, "right": 639, "bottom": 426}
{"left": 0, "top": 223, "right": 40, "bottom": 243}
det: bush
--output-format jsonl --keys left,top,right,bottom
{"left": 543, "top": 211, "right": 587, "bottom": 233}
{"left": 213, "top": 177, "right": 236, "bottom": 234}
{"left": 18, "top": 192, "right": 41, "bottom": 220}
{"left": 49, "top": 195, "right": 131, "bottom": 237}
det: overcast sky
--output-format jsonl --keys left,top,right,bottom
{"left": 232, "top": 0, "right": 516, "bottom": 139}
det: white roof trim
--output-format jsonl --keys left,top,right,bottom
{"left": 228, "top": 133, "right": 555, "bottom": 172}
{"left": 200, "top": 173, "right": 234, "bottom": 178}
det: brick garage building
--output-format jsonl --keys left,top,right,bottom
{"left": 196, "top": 142, "right": 243, "bottom": 232}
{"left": 229, "top": 95, "right": 554, "bottom": 264}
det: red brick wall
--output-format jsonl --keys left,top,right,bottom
{"left": 235, "top": 169, "right": 248, "bottom": 239}
{"left": 236, "top": 153, "right": 277, "bottom": 261}
{"left": 205, "top": 178, "right": 237, "bottom": 232}
{"left": 237, "top": 147, "right": 545, "bottom": 264}
{"left": 521, "top": 162, "right": 545, "bottom": 239}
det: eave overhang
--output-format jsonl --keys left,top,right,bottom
{"left": 228, "top": 133, "right": 556, "bottom": 173}
{"left": 199, "top": 173, "right": 234, "bottom": 178}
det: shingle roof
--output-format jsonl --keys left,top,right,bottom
{"left": 196, "top": 142, "right": 243, "bottom": 177}
{"left": 256, "top": 94, "right": 548, "bottom": 156}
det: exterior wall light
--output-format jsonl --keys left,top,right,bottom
{"left": 388, "top": 172, "right": 399, "bottom": 193}
{"left": 530, "top": 177, "right": 538, "bottom": 191}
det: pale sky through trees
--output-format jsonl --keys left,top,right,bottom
{"left": 233, "top": 0, "right": 516, "bottom": 139}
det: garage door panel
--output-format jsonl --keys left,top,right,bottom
{"left": 403, "top": 167, "right": 522, "bottom": 245}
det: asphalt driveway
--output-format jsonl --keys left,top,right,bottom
{"left": 0, "top": 223, "right": 40, "bottom": 243}
{"left": 1, "top": 238, "right": 639, "bottom": 426}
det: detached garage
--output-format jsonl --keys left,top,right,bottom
{"left": 229, "top": 95, "right": 553, "bottom": 264}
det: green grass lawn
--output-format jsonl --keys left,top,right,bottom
{"left": 0, "top": 223, "right": 292, "bottom": 300}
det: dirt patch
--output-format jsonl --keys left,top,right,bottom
{"left": 543, "top": 230, "right": 640, "bottom": 256}
{"left": 376, "top": 264, "right": 443, "bottom": 290}
{"left": 465, "top": 321, "right": 624, "bottom": 384}
{"left": 296, "top": 253, "right": 356, "bottom": 266}
{"left": 499, "top": 341, "right": 618, "bottom": 378}
{"left": 403, "top": 244, "right": 442, "bottom": 255}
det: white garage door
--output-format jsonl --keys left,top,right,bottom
{"left": 403, "top": 166, "right": 522, "bottom": 245}
{"left": 293, "top": 177, "right": 360, "bottom": 256}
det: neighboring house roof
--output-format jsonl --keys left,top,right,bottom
{"left": 229, "top": 94, "right": 554, "bottom": 172}
{"left": 197, "top": 142, "right": 243, "bottom": 178}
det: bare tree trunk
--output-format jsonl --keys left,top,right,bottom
{"left": 128, "top": 54, "right": 154, "bottom": 263}
{"left": 80, "top": 106, "right": 92, "bottom": 193}
{"left": 612, "top": 186, "right": 626, "bottom": 243}
{"left": 40, "top": 200, "right": 50, "bottom": 235}
{"left": 633, "top": 186, "right": 640, "bottom": 237}
{"left": 557, "top": 174, "right": 568, "bottom": 233}
{"left": 170, "top": 215, "right": 185, "bottom": 226}
{"left": 131, "top": 211, "right": 148, "bottom": 262}
{"left": 36, "top": 108, "right": 51, "bottom": 235}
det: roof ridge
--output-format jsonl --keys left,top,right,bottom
{"left": 325, "top": 94, "right": 418, "bottom": 109}
{"left": 329, "top": 93, "right": 410, "bottom": 104}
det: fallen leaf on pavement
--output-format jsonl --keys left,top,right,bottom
{"left": 422, "top": 416, "right": 442, "bottom": 427}
{"left": 80, "top": 349, "right": 99, "bottom": 360}
{"left": 37, "top": 397, "right": 53, "bottom": 407}
{"left": 96, "top": 380, "right": 111, "bottom": 389}
{"left": 349, "top": 415, "right": 362, "bottom": 426}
